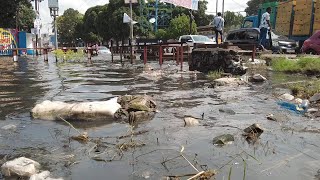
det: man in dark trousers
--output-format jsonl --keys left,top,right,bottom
{"left": 259, "top": 7, "right": 272, "bottom": 49}
{"left": 213, "top": 12, "right": 225, "bottom": 44}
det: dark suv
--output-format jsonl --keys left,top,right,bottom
{"left": 225, "top": 28, "right": 299, "bottom": 53}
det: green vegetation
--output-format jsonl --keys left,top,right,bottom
{"left": 245, "top": 0, "right": 277, "bottom": 15}
{"left": 57, "top": 0, "right": 213, "bottom": 46}
{"left": 272, "top": 57, "right": 320, "bottom": 74}
{"left": 224, "top": 11, "right": 245, "bottom": 32}
{"left": 53, "top": 49, "right": 85, "bottom": 61}
{"left": 166, "top": 14, "right": 197, "bottom": 39}
{"left": 0, "top": 0, "right": 35, "bottom": 31}
{"left": 208, "top": 70, "right": 223, "bottom": 80}
{"left": 57, "top": 9, "right": 84, "bottom": 46}
{"left": 288, "top": 80, "right": 320, "bottom": 98}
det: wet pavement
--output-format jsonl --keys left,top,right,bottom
{"left": 0, "top": 54, "right": 320, "bottom": 180}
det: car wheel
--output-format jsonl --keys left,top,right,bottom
{"left": 306, "top": 49, "right": 317, "bottom": 55}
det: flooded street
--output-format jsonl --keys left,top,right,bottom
{"left": 1, "top": 55, "right": 320, "bottom": 180}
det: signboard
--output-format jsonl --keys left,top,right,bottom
{"left": 0, "top": 28, "right": 18, "bottom": 56}
{"left": 48, "top": 0, "right": 59, "bottom": 8}
{"left": 34, "top": 15, "right": 41, "bottom": 30}
{"left": 124, "top": 0, "right": 138, "bottom": 4}
{"left": 160, "top": 0, "right": 199, "bottom": 10}
{"left": 31, "top": 28, "right": 39, "bottom": 35}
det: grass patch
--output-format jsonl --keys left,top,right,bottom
{"left": 272, "top": 57, "right": 320, "bottom": 74}
{"left": 287, "top": 80, "right": 320, "bottom": 98}
{"left": 208, "top": 70, "right": 223, "bottom": 80}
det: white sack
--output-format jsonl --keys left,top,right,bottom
{"left": 29, "top": 171, "right": 64, "bottom": 180}
{"left": 1, "top": 157, "right": 40, "bottom": 177}
{"left": 31, "top": 97, "right": 121, "bottom": 121}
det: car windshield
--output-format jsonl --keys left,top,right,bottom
{"left": 98, "top": 46, "right": 108, "bottom": 50}
{"left": 192, "top": 35, "right": 211, "bottom": 42}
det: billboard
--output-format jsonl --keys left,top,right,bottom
{"left": 124, "top": 0, "right": 138, "bottom": 4}
{"left": 160, "top": 0, "right": 199, "bottom": 10}
{"left": 0, "top": 28, "right": 18, "bottom": 56}
{"left": 48, "top": 0, "right": 58, "bottom": 8}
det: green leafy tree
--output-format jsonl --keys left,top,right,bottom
{"left": 17, "top": 2, "right": 36, "bottom": 31}
{"left": 0, "top": 0, "right": 35, "bottom": 30}
{"left": 57, "top": 8, "right": 83, "bottom": 46}
{"left": 82, "top": 6, "right": 104, "bottom": 44}
{"left": 96, "top": 5, "right": 110, "bottom": 41}
{"left": 245, "top": 0, "right": 277, "bottom": 16}
{"left": 97, "top": 0, "right": 138, "bottom": 43}
{"left": 135, "top": 16, "right": 153, "bottom": 38}
{"left": 167, "top": 14, "right": 197, "bottom": 39}
{"left": 154, "top": 29, "right": 168, "bottom": 39}
{"left": 224, "top": 11, "right": 245, "bottom": 31}
{"left": 192, "top": 0, "right": 212, "bottom": 26}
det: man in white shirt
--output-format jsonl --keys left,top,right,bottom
{"left": 213, "top": 12, "right": 225, "bottom": 44}
{"left": 259, "top": 7, "right": 272, "bottom": 49}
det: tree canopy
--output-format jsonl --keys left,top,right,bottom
{"left": 57, "top": 8, "right": 83, "bottom": 46}
{"left": 0, "top": 0, "right": 35, "bottom": 30}
{"left": 245, "top": 0, "right": 277, "bottom": 16}
{"left": 224, "top": 11, "right": 245, "bottom": 31}
{"left": 57, "top": 0, "right": 216, "bottom": 44}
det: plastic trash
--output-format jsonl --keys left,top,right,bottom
{"left": 277, "top": 101, "right": 307, "bottom": 114}
{"left": 301, "top": 100, "right": 309, "bottom": 109}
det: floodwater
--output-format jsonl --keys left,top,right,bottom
{"left": 0, "top": 54, "right": 320, "bottom": 180}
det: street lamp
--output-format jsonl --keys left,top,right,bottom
{"left": 48, "top": 0, "right": 59, "bottom": 50}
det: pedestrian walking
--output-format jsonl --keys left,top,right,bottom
{"left": 259, "top": 7, "right": 272, "bottom": 49}
{"left": 212, "top": 12, "right": 225, "bottom": 44}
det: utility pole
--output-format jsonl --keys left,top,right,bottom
{"left": 222, "top": 0, "right": 225, "bottom": 17}
{"left": 189, "top": 10, "right": 194, "bottom": 35}
{"left": 35, "top": 0, "right": 38, "bottom": 56}
{"left": 155, "top": 0, "right": 158, "bottom": 32}
{"left": 216, "top": 0, "right": 218, "bottom": 15}
{"left": 129, "top": 0, "right": 134, "bottom": 64}
{"left": 54, "top": 15, "right": 58, "bottom": 50}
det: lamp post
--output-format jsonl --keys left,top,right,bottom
{"left": 48, "top": 0, "right": 59, "bottom": 50}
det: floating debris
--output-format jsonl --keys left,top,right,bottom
{"left": 184, "top": 116, "right": 200, "bottom": 127}
{"left": 212, "top": 134, "right": 234, "bottom": 145}
{"left": 243, "top": 124, "right": 264, "bottom": 142}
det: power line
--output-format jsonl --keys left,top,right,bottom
{"left": 230, "top": 0, "right": 247, "bottom": 9}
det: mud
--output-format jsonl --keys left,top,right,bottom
{"left": 0, "top": 55, "right": 320, "bottom": 180}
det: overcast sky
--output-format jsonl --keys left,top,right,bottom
{"left": 37, "top": 0, "right": 249, "bottom": 34}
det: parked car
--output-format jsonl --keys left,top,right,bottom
{"left": 97, "top": 46, "right": 111, "bottom": 55}
{"left": 178, "top": 35, "right": 216, "bottom": 46}
{"left": 225, "top": 28, "right": 299, "bottom": 53}
{"left": 301, "top": 30, "right": 320, "bottom": 55}
{"left": 268, "top": 31, "right": 299, "bottom": 54}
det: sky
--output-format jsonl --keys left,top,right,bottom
{"left": 37, "top": 0, "right": 250, "bottom": 34}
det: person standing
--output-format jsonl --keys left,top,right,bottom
{"left": 213, "top": 12, "right": 225, "bottom": 44}
{"left": 259, "top": 7, "right": 272, "bottom": 49}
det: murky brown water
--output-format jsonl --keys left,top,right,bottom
{"left": 0, "top": 54, "right": 320, "bottom": 180}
